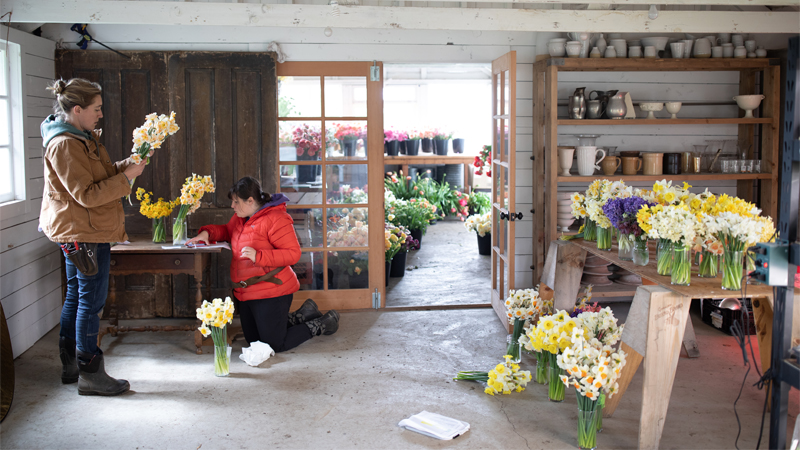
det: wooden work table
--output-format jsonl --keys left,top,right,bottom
{"left": 98, "top": 237, "right": 224, "bottom": 354}
{"left": 541, "top": 239, "right": 793, "bottom": 450}
{"left": 384, "top": 155, "right": 474, "bottom": 187}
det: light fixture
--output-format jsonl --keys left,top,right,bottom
{"left": 324, "top": 26, "right": 333, "bottom": 37}
{"left": 648, "top": 4, "right": 659, "bottom": 20}
{"left": 329, "top": 0, "right": 340, "bottom": 17}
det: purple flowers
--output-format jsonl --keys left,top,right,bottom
{"left": 602, "top": 197, "right": 653, "bottom": 237}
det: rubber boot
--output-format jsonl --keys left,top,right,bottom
{"left": 77, "top": 349, "right": 130, "bottom": 396}
{"left": 305, "top": 310, "right": 340, "bottom": 336}
{"left": 287, "top": 298, "right": 323, "bottom": 326}
{"left": 59, "top": 337, "right": 79, "bottom": 384}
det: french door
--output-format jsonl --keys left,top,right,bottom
{"left": 276, "top": 62, "right": 384, "bottom": 312}
{"left": 491, "top": 52, "right": 517, "bottom": 331}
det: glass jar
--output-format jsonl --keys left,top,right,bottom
{"left": 656, "top": 239, "right": 673, "bottom": 276}
{"left": 632, "top": 237, "right": 649, "bottom": 266}
{"left": 617, "top": 233, "right": 635, "bottom": 261}
{"left": 596, "top": 226, "right": 612, "bottom": 251}
{"left": 671, "top": 243, "right": 691, "bottom": 286}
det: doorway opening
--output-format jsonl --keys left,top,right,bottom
{"left": 382, "top": 63, "right": 493, "bottom": 308}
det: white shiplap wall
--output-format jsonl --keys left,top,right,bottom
{"left": 0, "top": 25, "right": 59, "bottom": 358}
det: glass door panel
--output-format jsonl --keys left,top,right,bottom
{"left": 326, "top": 164, "right": 369, "bottom": 204}
{"left": 326, "top": 121, "right": 368, "bottom": 161}
{"left": 324, "top": 76, "right": 368, "bottom": 117}
{"left": 279, "top": 76, "right": 322, "bottom": 117}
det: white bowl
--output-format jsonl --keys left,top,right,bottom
{"left": 557, "top": 192, "right": 575, "bottom": 200}
{"left": 557, "top": 199, "right": 573, "bottom": 206}
{"left": 557, "top": 206, "right": 572, "bottom": 214}
{"left": 640, "top": 36, "right": 670, "bottom": 51}
{"left": 557, "top": 218, "right": 575, "bottom": 231}
{"left": 733, "top": 95, "right": 765, "bottom": 118}
{"left": 665, "top": 101, "right": 682, "bottom": 118}
{"left": 639, "top": 102, "right": 664, "bottom": 119}
{"left": 557, "top": 213, "right": 574, "bottom": 220}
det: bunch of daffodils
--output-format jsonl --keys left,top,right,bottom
{"left": 464, "top": 212, "right": 491, "bottom": 237}
{"left": 135, "top": 188, "right": 175, "bottom": 219}
{"left": 454, "top": 355, "right": 532, "bottom": 396}
{"left": 557, "top": 328, "right": 627, "bottom": 401}
{"left": 127, "top": 112, "right": 180, "bottom": 203}
{"left": 173, "top": 174, "right": 215, "bottom": 244}
{"left": 575, "top": 307, "right": 624, "bottom": 348}
{"left": 702, "top": 211, "right": 766, "bottom": 252}
{"left": 570, "top": 192, "right": 587, "bottom": 219}
{"left": 638, "top": 180, "right": 694, "bottom": 206}
{"left": 504, "top": 287, "right": 542, "bottom": 325}
{"left": 523, "top": 310, "right": 578, "bottom": 356}
{"left": 196, "top": 297, "right": 235, "bottom": 376}
{"left": 638, "top": 203, "right": 699, "bottom": 246}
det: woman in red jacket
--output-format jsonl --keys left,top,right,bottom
{"left": 187, "top": 177, "right": 339, "bottom": 351}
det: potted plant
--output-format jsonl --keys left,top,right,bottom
{"left": 465, "top": 212, "right": 491, "bottom": 255}
{"left": 403, "top": 129, "right": 422, "bottom": 156}
{"left": 385, "top": 197, "right": 438, "bottom": 248}
{"left": 384, "top": 223, "right": 407, "bottom": 285}
{"left": 432, "top": 128, "right": 453, "bottom": 155}
{"left": 420, "top": 128, "right": 434, "bottom": 153}
{"left": 333, "top": 123, "right": 363, "bottom": 157}
{"left": 384, "top": 129, "right": 407, "bottom": 156}
{"left": 467, "top": 190, "right": 491, "bottom": 216}
{"left": 452, "top": 137, "right": 465, "bottom": 154}
{"left": 389, "top": 225, "right": 418, "bottom": 278}
{"left": 291, "top": 124, "right": 322, "bottom": 183}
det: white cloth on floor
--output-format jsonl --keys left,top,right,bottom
{"left": 239, "top": 341, "right": 275, "bottom": 366}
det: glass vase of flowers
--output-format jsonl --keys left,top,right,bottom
{"left": 603, "top": 196, "right": 653, "bottom": 262}
{"left": 504, "top": 288, "right": 542, "bottom": 363}
{"left": 173, "top": 174, "right": 215, "bottom": 246}
{"left": 135, "top": 188, "right": 175, "bottom": 243}
{"left": 596, "top": 226, "right": 612, "bottom": 251}
{"left": 197, "top": 297, "right": 235, "bottom": 377}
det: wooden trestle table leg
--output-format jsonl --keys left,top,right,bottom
{"left": 541, "top": 240, "right": 586, "bottom": 312}
{"left": 642, "top": 277, "right": 700, "bottom": 358}
{"left": 602, "top": 341, "right": 642, "bottom": 418}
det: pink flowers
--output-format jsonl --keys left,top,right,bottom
{"left": 292, "top": 124, "right": 322, "bottom": 157}
{"left": 384, "top": 128, "right": 408, "bottom": 143}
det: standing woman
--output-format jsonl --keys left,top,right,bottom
{"left": 41, "top": 78, "right": 147, "bottom": 396}
{"left": 186, "top": 177, "right": 339, "bottom": 352}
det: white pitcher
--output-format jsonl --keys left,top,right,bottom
{"left": 576, "top": 146, "right": 606, "bottom": 176}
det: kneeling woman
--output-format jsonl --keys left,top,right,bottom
{"left": 187, "top": 177, "right": 339, "bottom": 351}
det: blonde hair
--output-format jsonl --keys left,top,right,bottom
{"left": 46, "top": 78, "right": 102, "bottom": 119}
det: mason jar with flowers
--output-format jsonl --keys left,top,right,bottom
{"left": 643, "top": 203, "right": 699, "bottom": 286}
{"left": 602, "top": 196, "right": 653, "bottom": 264}
{"left": 135, "top": 188, "right": 176, "bottom": 243}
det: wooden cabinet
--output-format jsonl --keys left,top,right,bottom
{"left": 530, "top": 58, "right": 781, "bottom": 283}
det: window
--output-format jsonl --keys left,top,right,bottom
{"left": 0, "top": 41, "right": 24, "bottom": 206}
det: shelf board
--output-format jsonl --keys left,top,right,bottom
{"left": 544, "top": 57, "right": 778, "bottom": 72}
{"left": 589, "top": 283, "right": 638, "bottom": 298}
{"left": 557, "top": 172, "right": 771, "bottom": 182}
{"left": 557, "top": 118, "right": 774, "bottom": 126}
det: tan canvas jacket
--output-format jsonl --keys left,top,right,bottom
{"left": 40, "top": 131, "right": 133, "bottom": 243}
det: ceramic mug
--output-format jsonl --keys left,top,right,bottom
{"left": 681, "top": 39, "right": 694, "bottom": 58}
{"left": 670, "top": 42, "right": 684, "bottom": 59}
{"left": 644, "top": 46, "right": 657, "bottom": 59}
{"left": 621, "top": 157, "right": 643, "bottom": 175}
{"left": 576, "top": 146, "right": 606, "bottom": 176}
{"left": 642, "top": 152, "right": 664, "bottom": 175}
{"left": 628, "top": 46, "right": 642, "bottom": 58}
{"left": 694, "top": 38, "right": 712, "bottom": 58}
{"left": 705, "top": 35, "right": 720, "bottom": 45}
{"left": 610, "top": 39, "right": 627, "bottom": 58}
{"left": 566, "top": 41, "right": 582, "bottom": 58}
{"left": 601, "top": 156, "right": 622, "bottom": 176}
{"left": 745, "top": 40, "right": 757, "bottom": 53}
{"left": 712, "top": 46, "right": 724, "bottom": 58}
{"left": 722, "top": 43, "right": 734, "bottom": 58}
{"left": 548, "top": 41, "right": 566, "bottom": 57}
{"left": 718, "top": 33, "right": 731, "bottom": 44}
{"left": 734, "top": 46, "right": 747, "bottom": 58}
{"left": 732, "top": 34, "right": 745, "bottom": 47}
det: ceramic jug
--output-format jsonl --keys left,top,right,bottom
{"left": 621, "top": 157, "right": 642, "bottom": 175}
{"left": 569, "top": 87, "right": 586, "bottom": 119}
{"left": 576, "top": 146, "right": 606, "bottom": 176}
{"left": 586, "top": 100, "right": 603, "bottom": 119}
{"left": 600, "top": 156, "right": 622, "bottom": 176}
{"left": 589, "top": 90, "right": 618, "bottom": 119}
{"left": 642, "top": 152, "right": 664, "bottom": 175}
{"left": 605, "top": 92, "right": 627, "bottom": 119}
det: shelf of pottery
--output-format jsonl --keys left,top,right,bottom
{"left": 547, "top": 33, "right": 768, "bottom": 60}
{"left": 526, "top": 51, "right": 781, "bottom": 286}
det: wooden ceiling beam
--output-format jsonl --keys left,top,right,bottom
{"left": 2, "top": 0, "right": 798, "bottom": 33}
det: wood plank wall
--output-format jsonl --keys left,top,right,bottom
{"left": 0, "top": 26, "right": 59, "bottom": 358}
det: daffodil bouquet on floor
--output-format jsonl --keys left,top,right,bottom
{"left": 197, "top": 297, "right": 235, "bottom": 376}
{"left": 135, "top": 188, "right": 176, "bottom": 243}
{"left": 523, "top": 310, "right": 579, "bottom": 400}
{"left": 502, "top": 287, "right": 542, "bottom": 363}
{"left": 173, "top": 174, "right": 215, "bottom": 246}
{"left": 454, "top": 355, "right": 532, "bottom": 395}
{"left": 127, "top": 112, "right": 180, "bottom": 204}
{"left": 557, "top": 321, "right": 627, "bottom": 450}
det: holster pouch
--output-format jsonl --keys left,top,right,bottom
{"left": 60, "top": 242, "right": 99, "bottom": 276}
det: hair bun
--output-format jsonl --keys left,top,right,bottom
{"left": 49, "top": 79, "right": 67, "bottom": 96}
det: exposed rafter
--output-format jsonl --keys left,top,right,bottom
{"left": 2, "top": 0, "right": 798, "bottom": 33}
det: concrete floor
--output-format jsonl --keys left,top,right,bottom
{"left": 386, "top": 220, "right": 491, "bottom": 307}
{"left": 2, "top": 221, "right": 798, "bottom": 449}
{"left": 1, "top": 305, "right": 798, "bottom": 449}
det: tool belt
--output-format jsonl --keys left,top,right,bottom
{"left": 60, "top": 242, "right": 99, "bottom": 276}
{"left": 234, "top": 266, "right": 285, "bottom": 288}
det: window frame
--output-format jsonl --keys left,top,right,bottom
{"left": 0, "top": 40, "right": 28, "bottom": 216}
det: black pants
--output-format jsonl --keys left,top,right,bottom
{"left": 238, "top": 293, "right": 312, "bottom": 352}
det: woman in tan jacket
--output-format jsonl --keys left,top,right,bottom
{"left": 41, "top": 78, "right": 147, "bottom": 396}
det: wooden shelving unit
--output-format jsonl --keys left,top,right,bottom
{"left": 529, "top": 57, "right": 782, "bottom": 288}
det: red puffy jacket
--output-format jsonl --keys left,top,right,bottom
{"left": 199, "top": 195, "right": 301, "bottom": 301}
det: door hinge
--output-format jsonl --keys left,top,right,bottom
{"left": 500, "top": 211, "right": 524, "bottom": 221}
{"left": 372, "top": 288, "right": 381, "bottom": 309}
{"left": 370, "top": 61, "right": 380, "bottom": 82}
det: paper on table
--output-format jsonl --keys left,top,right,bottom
{"left": 160, "top": 242, "right": 232, "bottom": 250}
{"left": 398, "top": 411, "right": 470, "bottom": 440}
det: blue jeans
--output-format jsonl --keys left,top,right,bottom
{"left": 60, "top": 243, "right": 111, "bottom": 355}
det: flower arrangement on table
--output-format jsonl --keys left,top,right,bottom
{"left": 173, "top": 174, "right": 215, "bottom": 246}
{"left": 384, "top": 223, "right": 407, "bottom": 262}
{"left": 638, "top": 203, "right": 699, "bottom": 285}
{"left": 502, "top": 287, "right": 542, "bottom": 363}
{"left": 292, "top": 123, "right": 323, "bottom": 159}
{"left": 196, "top": 297, "right": 235, "bottom": 377}
{"left": 135, "top": 188, "right": 176, "bottom": 243}
{"left": 474, "top": 145, "right": 492, "bottom": 177}
{"left": 454, "top": 355, "right": 532, "bottom": 396}
{"left": 602, "top": 196, "right": 654, "bottom": 265}
{"left": 522, "top": 310, "right": 579, "bottom": 400}
{"left": 556, "top": 314, "right": 627, "bottom": 450}
{"left": 584, "top": 179, "right": 632, "bottom": 249}
{"left": 127, "top": 111, "right": 180, "bottom": 203}
{"left": 464, "top": 212, "right": 491, "bottom": 237}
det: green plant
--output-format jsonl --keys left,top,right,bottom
{"left": 384, "top": 171, "right": 416, "bottom": 200}
{"left": 468, "top": 191, "right": 491, "bottom": 214}
{"left": 386, "top": 198, "right": 438, "bottom": 233}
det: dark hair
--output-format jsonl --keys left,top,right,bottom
{"left": 46, "top": 78, "right": 102, "bottom": 119}
{"left": 228, "top": 177, "right": 271, "bottom": 205}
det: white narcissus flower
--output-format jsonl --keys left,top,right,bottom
{"left": 198, "top": 325, "right": 211, "bottom": 337}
